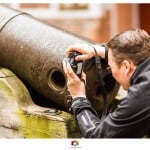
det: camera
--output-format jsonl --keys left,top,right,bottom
{"left": 68, "top": 51, "right": 83, "bottom": 78}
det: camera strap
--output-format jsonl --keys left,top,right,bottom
{"left": 92, "top": 46, "right": 108, "bottom": 121}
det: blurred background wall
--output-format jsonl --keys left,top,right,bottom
{"left": 2, "top": 3, "right": 150, "bottom": 43}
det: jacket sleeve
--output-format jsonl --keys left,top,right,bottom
{"left": 71, "top": 81, "right": 150, "bottom": 138}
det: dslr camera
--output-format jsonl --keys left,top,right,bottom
{"left": 68, "top": 51, "right": 84, "bottom": 78}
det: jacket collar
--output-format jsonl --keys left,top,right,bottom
{"left": 131, "top": 57, "right": 150, "bottom": 85}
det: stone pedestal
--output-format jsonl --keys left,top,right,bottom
{"left": 0, "top": 67, "right": 81, "bottom": 138}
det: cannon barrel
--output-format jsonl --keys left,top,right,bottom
{"left": 0, "top": 5, "right": 119, "bottom": 114}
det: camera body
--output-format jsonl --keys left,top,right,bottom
{"left": 68, "top": 52, "right": 83, "bottom": 78}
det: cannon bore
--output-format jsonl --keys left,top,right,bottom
{"left": 0, "top": 5, "right": 119, "bottom": 114}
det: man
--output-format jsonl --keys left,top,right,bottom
{"left": 62, "top": 28, "right": 150, "bottom": 138}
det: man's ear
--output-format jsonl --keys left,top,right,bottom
{"left": 121, "top": 60, "right": 136, "bottom": 76}
{"left": 121, "top": 60, "right": 131, "bottom": 75}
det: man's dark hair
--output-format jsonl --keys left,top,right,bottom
{"left": 107, "top": 28, "right": 150, "bottom": 66}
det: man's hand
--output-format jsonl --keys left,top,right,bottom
{"left": 66, "top": 44, "right": 96, "bottom": 61}
{"left": 62, "top": 58, "right": 86, "bottom": 99}
{"left": 66, "top": 43, "right": 106, "bottom": 61}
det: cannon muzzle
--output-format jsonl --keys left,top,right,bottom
{"left": 0, "top": 5, "right": 119, "bottom": 114}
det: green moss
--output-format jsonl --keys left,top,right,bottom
{"left": 9, "top": 76, "right": 33, "bottom": 106}
{"left": 0, "top": 67, "right": 16, "bottom": 77}
{"left": 18, "top": 109, "right": 81, "bottom": 138}
{"left": 0, "top": 67, "right": 32, "bottom": 105}
{"left": 0, "top": 79, "right": 14, "bottom": 97}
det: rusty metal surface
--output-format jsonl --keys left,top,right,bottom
{"left": 0, "top": 5, "right": 119, "bottom": 114}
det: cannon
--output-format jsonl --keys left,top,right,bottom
{"left": 0, "top": 5, "right": 119, "bottom": 115}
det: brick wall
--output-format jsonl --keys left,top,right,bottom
{"left": 20, "top": 3, "right": 49, "bottom": 8}
{"left": 42, "top": 12, "right": 110, "bottom": 43}
{"left": 8, "top": 3, "right": 150, "bottom": 43}
{"left": 139, "top": 4, "right": 150, "bottom": 34}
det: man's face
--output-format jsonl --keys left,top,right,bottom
{"left": 108, "top": 49, "right": 131, "bottom": 90}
